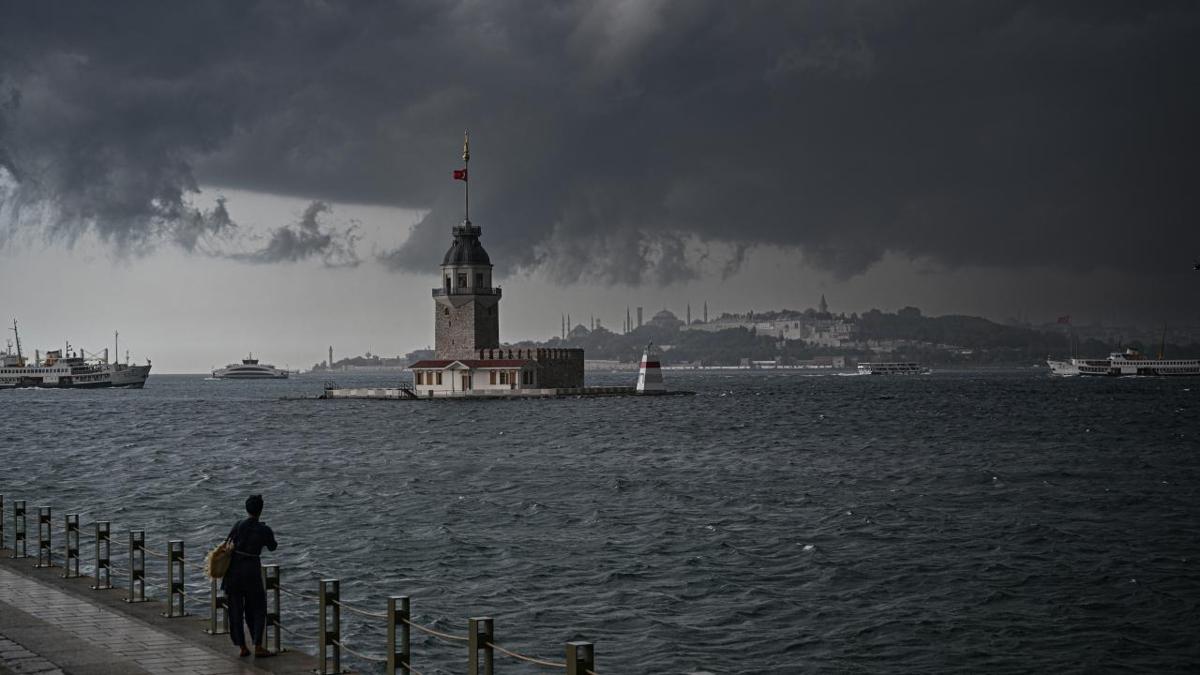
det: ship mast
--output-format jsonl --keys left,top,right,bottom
{"left": 10, "top": 319, "right": 23, "bottom": 365}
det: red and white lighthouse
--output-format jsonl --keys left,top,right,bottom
{"left": 636, "top": 343, "right": 665, "bottom": 393}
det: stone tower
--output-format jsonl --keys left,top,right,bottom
{"left": 433, "top": 221, "right": 500, "bottom": 358}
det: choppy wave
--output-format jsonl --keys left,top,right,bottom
{"left": 1, "top": 370, "right": 1198, "bottom": 673}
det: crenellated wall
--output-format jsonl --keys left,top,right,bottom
{"left": 471, "top": 347, "right": 585, "bottom": 388}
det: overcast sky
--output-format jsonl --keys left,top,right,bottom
{"left": 2, "top": 1, "right": 1198, "bottom": 372}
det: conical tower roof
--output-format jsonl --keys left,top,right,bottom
{"left": 442, "top": 221, "right": 491, "bottom": 266}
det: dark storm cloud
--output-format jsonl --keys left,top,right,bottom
{"left": 231, "top": 200, "right": 360, "bottom": 268}
{"left": 1, "top": 1, "right": 1198, "bottom": 284}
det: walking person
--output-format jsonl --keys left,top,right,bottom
{"left": 223, "top": 494, "right": 278, "bottom": 657}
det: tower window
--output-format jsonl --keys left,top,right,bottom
{"left": 475, "top": 273, "right": 484, "bottom": 288}
{"left": 457, "top": 273, "right": 467, "bottom": 288}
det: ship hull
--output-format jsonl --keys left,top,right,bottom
{"left": 857, "top": 363, "right": 928, "bottom": 375}
{"left": 1048, "top": 357, "right": 1199, "bottom": 377}
{"left": 0, "top": 364, "right": 151, "bottom": 389}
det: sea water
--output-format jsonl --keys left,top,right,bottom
{"left": 1, "top": 370, "right": 1197, "bottom": 673}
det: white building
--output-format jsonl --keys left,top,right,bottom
{"left": 410, "top": 357, "right": 537, "bottom": 395}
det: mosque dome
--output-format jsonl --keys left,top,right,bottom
{"left": 442, "top": 222, "right": 492, "bottom": 266}
{"left": 649, "top": 309, "right": 683, "bottom": 328}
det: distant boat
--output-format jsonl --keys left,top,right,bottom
{"left": 1047, "top": 348, "right": 1199, "bottom": 377}
{"left": 1, "top": 320, "right": 151, "bottom": 389}
{"left": 857, "top": 362, "right": 928, "bottom": 375}
{"left": 212, "top": 354, "right": 289, "bottom": 379}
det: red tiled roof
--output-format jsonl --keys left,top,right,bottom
{"left": 409, "top": 359, "right": 531, "bottom": 369}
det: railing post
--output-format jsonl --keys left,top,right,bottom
{"left": 125, "top": 530, "right": 146, "bottom": 603}
{"left": 205, "top": 578, "right": 229, "bottom": 635}
{"left": 91, "top": 521, "right": 111, "bottom": 589}
{"left": 11, "top": 500, "right": 27, "bottom": 558}
{"left": 319, "top": 578, "right": 340, "bottom": 674}
{"left": 468, "top": 617, "right": 494, "bottom": 675}
{"left": 62, "top": 514, "right": 80, "bottom": 578}
{"left": 566, "top": 641, "right": 595, "bottom": 675}
{"left": 387, "top": 596, "right": 410, "bottom": 675}
{"left": 263, "top": 564, "right": 281, "bottom": 654}
{"left": 164, "top": 540, "right": 185, "bottom": 617}
{"left": 34, "top": 506, "right": 52, "bottom": 567}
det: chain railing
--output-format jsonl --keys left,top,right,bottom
{"left": 308, "top": 581, "right": 597, "bottom": 675}
{"left": 0, "top": 496, "right": 600, "bottom": 674}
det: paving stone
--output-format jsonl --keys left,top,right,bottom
{"left": 0, "top": 568, "right": 258, "bottom": 675}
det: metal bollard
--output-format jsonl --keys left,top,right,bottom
{"left": 565, "top": 641, "right": 595, "bottom": 675}
{"left": 205, "top": 578, "right": 229, "bottom": 635}
{"left": 11, "top": 500, "right": 27, "bottom": 558}
{"left": 263, "top": 564, "right": 281, "bottom": 654}
{"left": 164, "top": 540, "right": 186, "bottom": 617}
{"left": 386, "top": 596, "right": 411, "bottom": 675}
{"left": 318, "top": 579, "right": 341, "bottom": 675}
{"left": 91, "top": 521, "right": 112, "bottom": 589}
{"left": 34, "top": 507, "right": 52, "bottom": 567}
{"left": 468, "top": 617, "right": 494, "bottom": 675}
{"left": 62, "top": 514, "right": 80, "bottom": 578}
{"left": 125, "top": 530, "right": 146, "bottom": 603}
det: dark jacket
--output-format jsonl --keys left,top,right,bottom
{"left": 221, "top": 516, "right": 277, "bottom": 594}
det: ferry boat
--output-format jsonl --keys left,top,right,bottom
{"left": 212, "top": 354, "right": 289, "bottom": 379}
{"left": 857, "top": 362, "right": 928, "bottom": 375}
{"left": 1047, "top": 348, "right": 1199, "bottom": 377}
{"left": 1, "top": 321, "right": 151, "bottom": 389}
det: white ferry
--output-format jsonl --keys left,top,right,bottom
{"left": 1047, "top": 348, "right": 1199, "bottom": 377}
{"left": 857, "top": 362, "right": 928, "bottom": 375}
{"left": 1, "top": 321, "right": 151, "bottom": 389}
{"left": 212, "top": 354, "right": 289, "bottom": 379}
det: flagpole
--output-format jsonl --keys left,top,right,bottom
{"left": 462, "top": 130, "right": 470, "bottom": 224}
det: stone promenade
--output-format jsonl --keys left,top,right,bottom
{"left": 0, "top": 549, "right": 319, "bottom": 675}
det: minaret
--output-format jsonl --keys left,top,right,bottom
{"left": 328, "top": 345, "right": 333, "bottom": 369}
{"left": 434, "top": 131, "right": 501, "bottom": 359}
{"left": 687, "top": 303, "right": 691, "bottom": 325}
{"left": 704, "top": 301, "right": 708, "bottom": 323}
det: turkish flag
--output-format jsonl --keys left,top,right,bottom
{"left": 453, "top": 168, "right": 468, "bottom": 181}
